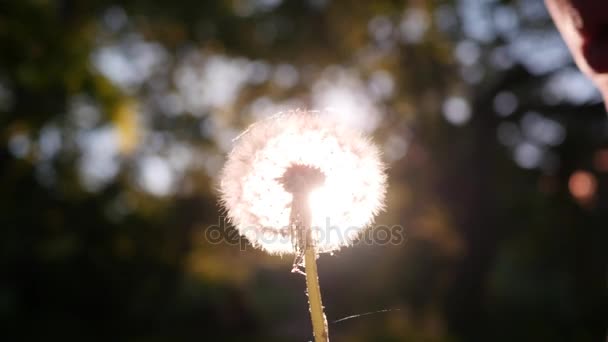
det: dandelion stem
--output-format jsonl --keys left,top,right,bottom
{"left": 290, "top": 190, "right": 329, "bottom": 342}
{"left": 305, "top": 243, "right": 329, "bottom": 342}
{"left": 282, "top": 166, "right": 329, "bottom": 342}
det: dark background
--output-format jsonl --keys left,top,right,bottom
{"left": 0, "top": 0, "right": 606, "bottom": 341}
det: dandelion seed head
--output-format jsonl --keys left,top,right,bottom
{"left": 219, "top": 110, "right": 387, "bottom": 254}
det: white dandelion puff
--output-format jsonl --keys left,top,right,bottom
{"left": 219, "top": 109, "right": 387, "bottom": 255}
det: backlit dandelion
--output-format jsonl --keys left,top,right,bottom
{"left": 219, "top": 109, "right": 387, "bottom": 342}
{"left": 220, "top": 110, "right": 387, "bottom": 254}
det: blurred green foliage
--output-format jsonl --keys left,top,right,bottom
{"left": 0, "top": 0, "right": 606, "bottom": 341}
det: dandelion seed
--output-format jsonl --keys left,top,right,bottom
{"left": 219, "top": 110, "right": 387, "bottom": 255}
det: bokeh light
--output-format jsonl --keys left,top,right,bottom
{"left": 568, "top": 170, "right": 597, "bottom": 204}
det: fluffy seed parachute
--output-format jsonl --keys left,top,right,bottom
{"left": 219, "top": 110, "right": 387, "bottom": 254}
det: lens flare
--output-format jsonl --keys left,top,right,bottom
{"left": 219, "top": 110, "right": 387, "bottom": 254}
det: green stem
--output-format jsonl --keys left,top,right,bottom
{"left": 291, "top": 192, "right": 329, "bottom": 342}
{"left": 305, "top": 244, "right": 329, "bottom": 342}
